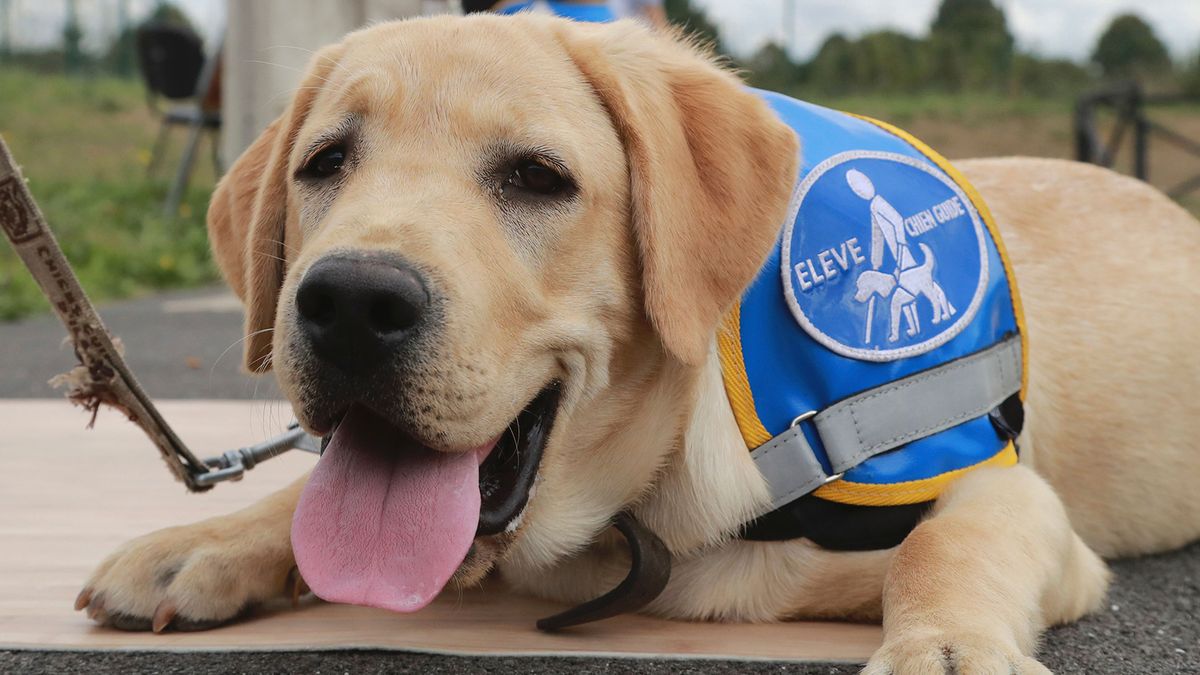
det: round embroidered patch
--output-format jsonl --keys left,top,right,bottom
{"left": 781, "top": 151, "right": 988, "bottom": 361}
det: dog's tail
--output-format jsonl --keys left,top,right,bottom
{"left": 917, "top": 242, "right": 935, "bottom": 273}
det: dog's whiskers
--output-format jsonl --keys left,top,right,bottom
{"left": 246, "top": 59, "right": 337, "bottom": 86}
{"left": 253, "top": 251, "right": 288, "bottom": 265}
{"left": 508, "top": 418, "right": 522, "bottom": 470}
{"left": 210, "top": 328, "right": 275, "bottom": 379}
{"left": 254, "top": 352, "right": 273, "bottom": 370}
{"left": 268, "top": 237, "right": 301, "bottom": 256}
{"left": 262, "top": 44, "right": 318, "bottom": 57}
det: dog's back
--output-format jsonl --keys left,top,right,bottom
{"left": 960, "top": 156, "right": 1200, "bottom": 557}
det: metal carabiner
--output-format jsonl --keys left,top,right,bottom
{"left": 194, "top": 422, "right": 322, "bottom": 487}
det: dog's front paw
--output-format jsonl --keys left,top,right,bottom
{"left": 862, "top": 630, "right": 1051, "bottom": 675}
{"left": 76, "top": 520, "right": 300, "bottom": 633}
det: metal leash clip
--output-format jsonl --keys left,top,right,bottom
{"left": 195, "top": 422, "right": 323, "bottom": 487}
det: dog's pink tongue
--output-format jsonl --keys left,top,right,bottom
{"left": 291, "top": 407, "right": 484, "bottom": 613}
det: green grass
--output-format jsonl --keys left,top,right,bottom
{"left": 1, "top": 68, "right": 1195, "bottom": 323}
{"left": 771, "top": 90, "right": 1112, "bottom": 132}
{"left": 0, "top": 67, "right": 218, "bottom": 321}
{"left": 802, "top": 91, "right": 1076, "bottom": 125}
{"left": 789, "top": 88, "right": 1200, "bottom": 124}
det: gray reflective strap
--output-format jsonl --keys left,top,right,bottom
{"left": 816, "top": 336, "right": 1022, "bottom": 473}
{"left": 750, "top": 424, "right": 834, "bottom": 510}
{"left": 751, "top": 336, "right": 1022, "bottom": 509}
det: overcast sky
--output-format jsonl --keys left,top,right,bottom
{"left": 4, "top": 0, "right": 1198, "bottom": 62}
{"left": 4, "top": 0, "right": 226, "bottom": 52}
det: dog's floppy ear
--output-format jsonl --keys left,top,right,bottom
{"left": 207, "top": 45, "right": 343, "bottom": 373}
{"left": 554, "top": 21, "right": 799, "bottom": 366}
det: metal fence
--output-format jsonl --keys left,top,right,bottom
{"left": 1075, "top": 82, "right": 1200, "bottom": 200}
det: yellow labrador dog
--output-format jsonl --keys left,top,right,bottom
{"left": 77, "top": 15, "right": 1200, "bottom": 673}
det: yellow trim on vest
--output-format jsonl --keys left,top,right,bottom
{"left": 848, "top": 114, "right": 1029, "bottom": 400}
{"left": 812, "top": 442, "right": 1019, "bottom": 506}
{"left": 718, "top": 306, "right": 773, "bottom": 448}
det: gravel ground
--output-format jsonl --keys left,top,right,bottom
{"left": 1, "top": 287, "right": 1197, "bottom": 674}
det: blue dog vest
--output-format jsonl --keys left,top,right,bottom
{"left": 496, "top": 1, "right": 615, "bottom": 22}
{"left": 722, "top": 91, "right": 1027, "bottom": 550}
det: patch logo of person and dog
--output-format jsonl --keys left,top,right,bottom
{"left": 782, "top": 151, "right": 990, "bottom": 361}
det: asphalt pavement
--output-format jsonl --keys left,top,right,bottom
{"left": 0, "top": 287, "right": 1197, "bottom": 674}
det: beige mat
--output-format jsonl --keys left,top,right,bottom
{"left": 0, "top": 400, "right": 880, "bottom": 662}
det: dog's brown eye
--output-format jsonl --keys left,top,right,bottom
{"left": 510, "top": 160, "right": 565, "bottom": 195}
{"left": 303, "top": 146, "right": 346, "bottom": 179}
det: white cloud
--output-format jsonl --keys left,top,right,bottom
{"left": 695, "top": 0, "right": 1200, "bottom": 62}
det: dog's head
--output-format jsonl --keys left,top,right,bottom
{"left": 855, "top": 270, "right": 896, "bottom": 302}
{"left": 208, "top": 15, "right": 796, "bottom": 613}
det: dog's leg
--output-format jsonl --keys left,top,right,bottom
{"left": 927, "top": 287, "right": 940, "bottom": 322}
{"left": 889, "top": 295, "right": 904, "bottom": 341}
{"left": 937, "top": 283, "right": 955, "bottom": 319}
{"left": 76, "top": 471, "right": 309, "bottom": 632}
{"left": 863, "top": 464, "right": 1109, "bottom": 675}
{"left": 905, "top": 303, "right": 919, "bottom": 336}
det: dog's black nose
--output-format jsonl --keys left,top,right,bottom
{"left": 296, "top": 254, "right": 428, "bottom": 373}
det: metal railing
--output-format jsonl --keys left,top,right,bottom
{"left": 1075, "top": 82, "right": 1200, "bottom": 199}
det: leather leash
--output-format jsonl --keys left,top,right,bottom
{"left": 0, "top": 137, "right": 317, "bottom": 492}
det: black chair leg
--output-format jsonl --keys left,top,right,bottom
{"left": 164, "top": 119, "right": 204, "bottom": 216}
{"left": 209, "top": 129, "right": 223, "bottom": 176}
{"left": 147, "top": 120, "right": 171, "bottom": 178}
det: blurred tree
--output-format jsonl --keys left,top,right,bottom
{"left": 63, "top": 0, "right": 84, "bottom": 74}
{"left": 101, "top": 0, "right": 137, "bottom": 76}
{"left": 746, "top": 42, "right": 800, "bottom": 92}
{"left": 928, "top": 0, "right": 1014, "bottom": 90}
{"left": 806, "top": 33, "right": 858, "bottom": 95}
{"left": 0, "top": 0, "right": 11, "bottom": 61}
{"left": 1181, "top": 53, "right": 1200, "bottom": 96}
{"left": 105, "top": 31, "right": 137, "bottom": 77}
{"left": 854, "top": 30, "right": 929, "bottom": 92}
{"left": 801, "top": 31, "right": 932, "bottom": 95}
{"left": 664, "top": 0, "right": 724, "bottom": 54}
{"left": 1010, "top": 53, "right": 1092, "bottom": 97}
{"left": 1091, "top": 14, "right": 1171, "bottom": 81}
